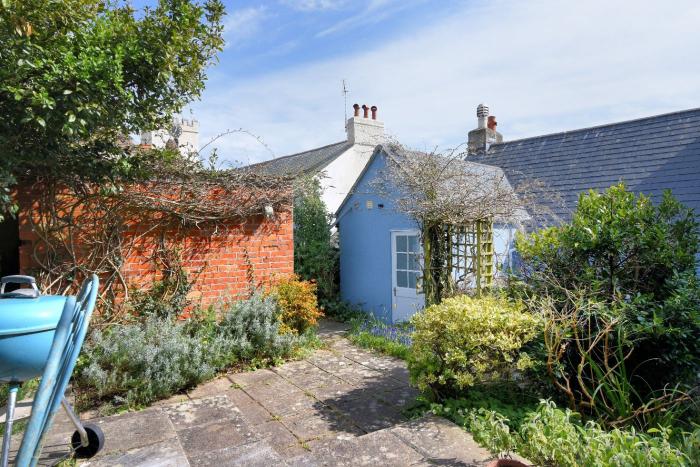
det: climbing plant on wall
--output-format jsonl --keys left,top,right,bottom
{"left": 374, "top": 143, "right": 541, "bottom": 305}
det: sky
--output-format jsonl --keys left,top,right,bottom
{"left": 156, "top": 0, "right": 700, "bottom": 166}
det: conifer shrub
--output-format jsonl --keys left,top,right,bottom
{"left": 408, "top": 294, "right": 540, "bottom": 399}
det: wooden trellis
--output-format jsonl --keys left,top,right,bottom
{"left": 442, "top": 220, "right": 493, "bottom": 295}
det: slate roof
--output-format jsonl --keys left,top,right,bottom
{"left": 336, "top": 144, "right": 528, "bottom": 222}
{"left": 470, "top": 108, "right": 700, "bottom": 224}
{"left": 247, "top": 141, "right": 351, "bottom": 176}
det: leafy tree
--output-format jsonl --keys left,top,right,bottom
{"left": 293, "top": 177, "right": 338, "bottom": 306}
{"left": 516, "top": 184, "right": 700, "bottom": 425}
{"left": 0, "top": 0, "right": 225, "bottom": 219}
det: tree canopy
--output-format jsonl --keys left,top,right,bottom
{"left": 0, "top": 0, "right": 225, "bottom": 218}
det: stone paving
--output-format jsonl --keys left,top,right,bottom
{"left": 9, "top": 320, "right": 496, "bottom": 466}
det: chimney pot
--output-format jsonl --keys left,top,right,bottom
{"left": 362, "top": 104, "right": 369, "bottom": 118}
{"left": 370, "top": 105, "right": 377, "bottom": 120}
{"left": 487, "top": 115, "right": 497, "bottom": 130}
{"left": 353, "top": 103, "right": 360, "bottom": 117}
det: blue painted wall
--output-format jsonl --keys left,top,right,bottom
{"left": 336, "top": 151, "right": 417, "bottom": 323}
{"left": 336, "top": 148, "right": 520, "bottom": 323}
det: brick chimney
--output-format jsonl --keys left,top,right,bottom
{"left": 468, "top": 103, "right": 503, "bottom": 155}
{"left": 346, "top": 103, "right": 384, "bottom": 146}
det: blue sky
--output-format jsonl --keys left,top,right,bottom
{"left": 142, "top": 1, "right": 700, "bottom": 165}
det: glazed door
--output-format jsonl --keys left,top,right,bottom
{"left": 391, "top": 230, "right": 424, "bottom": 322}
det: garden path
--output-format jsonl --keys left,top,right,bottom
{"left": 11, "top": 320, "right": 494, "bottom": 466}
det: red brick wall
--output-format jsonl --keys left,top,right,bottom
{"left": 15, "top": 184, "right": 294, "bottom": 309}
{"left": 120, "top": 213, "right": 294, "bottom": 307}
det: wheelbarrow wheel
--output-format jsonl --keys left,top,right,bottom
{"left": 71, "top": 422, "right": 104, "bottom": 458}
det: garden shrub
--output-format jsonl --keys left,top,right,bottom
{"left": 77, "top": 316, "right": 216, "bottom": 409}
{"left": 408, "top": 294, "right": 540, "bottom": 399}
{"left": 211, "top": 292, "right": 298, "bottom": 366}
{"left": 293, "top": 177, "right": 339, "bottom": 306}
{"left": 433, "top": 400, "right": 695, "bottom": 466}
{"left": 77, "top": 293, "right": 299, "bottom": 410}
{"left": 270, "top": 275, "right": 323, "bottom": 334}
{"left": 516, "top": 184, "right": 700, "bottom": 426}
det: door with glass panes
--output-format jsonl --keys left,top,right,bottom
{"left": 391, "top": 230, "right": 425, "bottom": 322}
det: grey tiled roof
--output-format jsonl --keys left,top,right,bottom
{"left": 471, "top": 108, "right": 700, "bottom": 223}
{"left": 247, "top": 141, "right": 351, "bottom": 176}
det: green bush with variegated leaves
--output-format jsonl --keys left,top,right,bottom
{"left": 408, "top": 294, "right": 540, "bottom": 399}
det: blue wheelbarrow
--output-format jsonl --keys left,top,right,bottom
{"left": 0, "top": 275, "right": 104, "bottom": 466}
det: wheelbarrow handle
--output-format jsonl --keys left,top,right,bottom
{"left": 0, "top": 275, "right": 40, "bottom": 297}
{"left": 1, "top": 275, "right": 36, "bottom": 285}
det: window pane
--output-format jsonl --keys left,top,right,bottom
{"left": 408, "top": 235, "right": 419, "bottom": 252}
{"left": 396, "top": 235, "right": 407, "bottom": 252}
{"left": 409, "top": 253, "right": 420, "bottom": 271}
{"left": 396, "top": 271, "right": 408, "bottom": 287}
{"left": 408, "top": 271, "right": 417, "bottom": 289}
{"left": 397, "top": 253, "right": 408, "bottom": 269}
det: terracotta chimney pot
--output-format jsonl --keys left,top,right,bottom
{"left": 362, "top": 104, "right": 369, "bottom": 118}
{"left": 487, "top": 115, "right": 497, "bottom": 130}
{"left": 371, "top": 105, "right": 377, "bottom": 120}
{"left": 353, "top": 103, "right": 360, "bottom": 117}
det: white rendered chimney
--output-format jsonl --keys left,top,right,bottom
{"left": 346, "top": 103, "right": 384, "bottom": 146}
{"left": 476, "top": 103, "right": 489, "bottom": 129}
{"left": 140, "top": 117, "right": 199, "bottom": 157}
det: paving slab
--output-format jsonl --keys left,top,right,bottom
{"left": 188, "top": 439, "right": 284, "bottom": 467}
{"left": 228, "top": 369, "right": 280, "bottom": 389}
{"left": 309, "top": 429, "right": 425, "bottom": 467}
{"left": 281, "top": 405, "right": 362, "bottom": 441}
{"left": 326, "top": 395, "right": 406, "bottom": 433}
{"left": 390, "top": 414, "right": 492, "bottom": 465}
{"left": 250, "top": 420, "right": 303, "bottom": 456}
{"left": 163, "top": 395, "right": 240, "bottom": 430}
{"left": 225, "top": 388, "right": 274, "bottom": 426}
{"left": 14, "top": 322, "right": 503, "bottom": 466}
{"left": 257, "top": 390, "right": 320, "bottom": 417}
{"left": 82, "top": 437, "right": 189, "bottom": 467}
{"left": 177, "top": 417, "right": 257, "bottom": 457}
{"left": 186, "top": 376, "right": 235, "bottom": 399}
{"left": 87, "top": 409, "right": 178, "bottom": 459}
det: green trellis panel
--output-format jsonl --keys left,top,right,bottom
{"left": 444, "top": 219, "right": 493, "bottom": 294}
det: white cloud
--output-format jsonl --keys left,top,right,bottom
{"left": 316, "top": 0, "right": 411, "bottom": 37}
{"left": 224, "top": 6, "right": 268, "bottom": 48}
{"left": 280, "top": 0, "right": 347, "bottom": 11}
{"left": 195, "top": 0, "right": 700, "bottom": 164}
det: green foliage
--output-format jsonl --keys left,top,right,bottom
{"left": 348, "top": 318, "right": 412, "bottom": 360}
{"left": 516, "top": 184, "right": 700, "bottom": 424}
{"left": 270, "top": 275, "right": 324, "bottom": 335}
{"left": 413, "top": 384, "right": 541, "bottom": 433}
{"left": 210, "top": 293, "right": 298, "bottom": 367}
{"left": 76, "top": 293, "right": 299, "bottom": 410}
{"left": 0, "top": 0, "right": 225, "bottom": 218}
{"left": 432, "top": 399, "right": 695, "bottom": 466}
{"left": 323, "top": 300, "right": 367, "bottom": 322}
{"left": 293, "top": 177, "right": 338, "bottom": 306}
{"left": 130, "top": 269, "right": 193, "bottom": 320}
{"left": 516, "top": 184, "right": 699, "bottom": 302}
{"left": 77, "top": 315, "right": 217, "bottom": 409}
{"left": 408, "top": 294, "right": 540, "bottom": 399}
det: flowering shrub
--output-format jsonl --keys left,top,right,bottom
{"left": 271, "top": 275, "right": 323, "bottom": 334}
{"left": 408, "top": 294, "right": 540, "bottom": 399}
